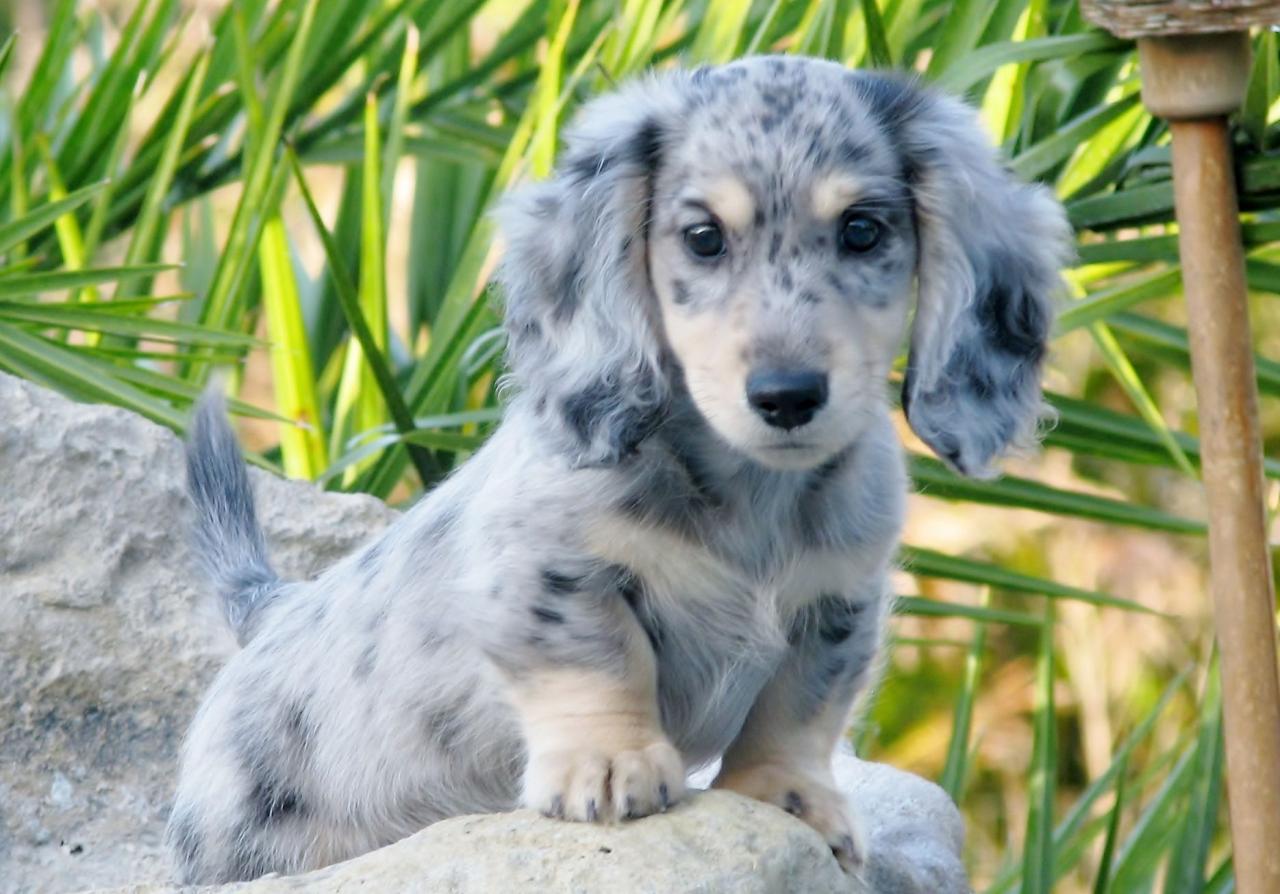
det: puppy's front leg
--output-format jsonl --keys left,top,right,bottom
{"left": 493, "top": 574, "right": 684, "bottom": 823}
{"left": 714, "top": 587, "right": 886, "bottom": 873}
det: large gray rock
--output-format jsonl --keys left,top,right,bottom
{"left": 0, "top": 374, "right": 396, "bottom": 893}
{"left": 0, "top": 374, "right": 969, "bottom": 894}
{"left": 92, "top": 791, "right": 850, "bottom": 894}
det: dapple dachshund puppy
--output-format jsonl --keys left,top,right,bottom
{"left": 167, "top": 55, "right": 1070, "bottom": 883}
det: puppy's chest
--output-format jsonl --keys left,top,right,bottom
{"left": 586, "top": 513, "right": 868, "bottom": 762}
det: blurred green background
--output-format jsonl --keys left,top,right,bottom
{"left": 3, "top": 1, "right": 1279, "bottom": 891}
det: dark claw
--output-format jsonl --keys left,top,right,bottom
{"left": 586, "top": 798, "right": 599, "bottom": 822}
{"left": 543, "top": 794, "right": 564, "bottom": 819}
{"left": 834, "top": 834, "right": 860, "bottom": 865}
{"left": 783, "top": 790, "right": 805, "bottom": 817}
{"left": 658, "top": 783, "right": 670, "bottom": 811}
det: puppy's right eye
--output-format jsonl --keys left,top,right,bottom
{"left": 683, "top": 223, "right": 726, "bottom": 260}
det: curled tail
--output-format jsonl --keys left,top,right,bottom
{"left": 186, "top": 387, "right": 281, "bottom": 645}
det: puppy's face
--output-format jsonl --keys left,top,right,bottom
{"left": 647, "top": 63, "right": 916, "bottom": 471}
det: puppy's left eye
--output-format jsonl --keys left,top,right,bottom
{"left": 839, "top": 213, "right": 882, "bottom": 253}
{"left": 684, "top": 223, "right": 726, "bottom": 259}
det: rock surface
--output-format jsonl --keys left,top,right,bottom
{"left": 93, "top": 791, "right": 851, "bottom": 894}
{"left": 0, "top": 374, "right": 969, "bottom": 894}
{"left": 0, "top": 374, "right": 396, "bottom": 893}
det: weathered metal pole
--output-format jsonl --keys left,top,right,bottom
{"left": 1080, "top": 5, "right": 1280, "bottom": 891}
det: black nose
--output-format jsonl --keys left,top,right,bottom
{"left": 746, "top": 369, "right": 829, "bottom": 430}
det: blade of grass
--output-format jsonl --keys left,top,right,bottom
{"left": 196, "top": 0, "right": 320, "bottom": 346}
{"left": 286, "top": 145, "right": 436, "bottom": 484}
{"left": 1020, "top": 600, "right": 1057, "bottom": 894}
{"left": 1107, "top": 741, "right": 1199, "bottom": 890}
{"left": 895, "top": 595, "right": 1046, "bottom": 627}
{"left": 33, "top": 136, "right": 97, "bottom": 311}
{"left": 529, "top": 0, "right": 580, "bottom": 179}
{"left": 1056, "top": 267, "right": 1182, "bottom": 334}
{"left": 858, "top": 0, "right": 893, "bottom": 67}
{"left": 1164, "top": 665, "right": 1225, "bottom": 894}
{"left": 331, "top": 92, "right": 393, "bottom": 485}
{"left": 0, "top": 300, "right": 257, "bottom": 346}
{"left": 1091, "top": 757, "right": 1128, "bottom": 894}
{"left": 939, "top": 587, "right": 988, "bottom": 800}
{"left": 1089, "top": 321, "right": 1197, "bottom": 477}
{"left": 83, "top": 75, "right": 145, "bottom": 263}
{"left": 902, "top": 545, "right": 1161, "bottom": 614}
{"left": 0, "top": 321, "right": 185, "bottom": 429}
{"left": 909, "top": 455, "right": 1205, "bottom": 535}
{"left": 117, "top": 47, "right": 212, "bottom": 301}
{"left": 936, "top": 32, "right": 1125, "bottom": 95}
{"left": 691, "top": 0, "right": 753, "bottom": 63}
{"left": 0, "top": 182, "right": 108, "bottom": 255}
{"left": 381, "top": 24, "right": 420, "bottom": 227}
{"left": 0, "top": 263, "right": 177, "bottom": 299}
{"left": 258, "top": 216, "right": 328, "bottom": 480}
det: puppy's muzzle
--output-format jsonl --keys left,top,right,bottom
{"left": 746, "top": 368, "right": 828, "bottom": 430}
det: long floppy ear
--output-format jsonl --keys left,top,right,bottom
{"left": 854, "top": 75, "right": 1072, "bottom": 478}
{"left": 495, "top": 74, "right": 689, "bottom": 466}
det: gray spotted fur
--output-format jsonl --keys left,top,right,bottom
{"left": 168, "top": 56, "right": 1069, "bottom": 883}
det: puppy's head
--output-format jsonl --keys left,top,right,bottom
{"left": 498, "top": 57, "right": 1071, "bottom": 475}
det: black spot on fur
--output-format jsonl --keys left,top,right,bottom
{"left": 284, "top": 701, "right": 309, "bottom": 741}
{"left": 249, "top": 774, "right": 303, "bottom": 826}
{"left": 805, "top": 135, "right": 830, "bottom": 166}
{"left": 945, "top": 343, "right": 998, "bottom": 399}
{"left": 422, "top": 694, "right": 470, "bottom": 752}
{"left": 930, "top": 428, "right": 963, "bottom": 467}
{"left": 628, "top": 118, "right": 664, "bottom": 173}
{"left": 421, "top": 503, "right": 461, "bottom": 545}
{"left": 515, "top": 318, "right": 542, "bottom": 343}
{"left": 616, "top": 569, "right": 663, "bottom": 652}
{"left": 532, "top": 605, "right": 566, "bottom": 624}
{"left": 976, "top": 271, "right": 1048, "bottom": 360}
{"left": 354, "top": 643, "right": 377, "bottom": 679}
{"left": 542, "top": 568, "right": 585, "bottom": 594}
{"left": 815, "top": 594, "right": 865, "bottom": 644}
{"left": 672, "top": 279, "right": 691, "bottom": 305}
{"left": 533, "top": 194, "right": 560, "bottom": 218}
{"left": 806, "top": 449, "right": 848, "bottom": 494}
{"left": 567, "top": 151, "right": 614, "bottom": 181}
{"left": 839, "top": 139, "right": 873, "bottom": 165}
{"left": 560, "top": 377, "right": 661, "bottom": 460}
{"left": 849, "top": 72, "right": 927, "bottom": 183}
{"left": 561, "top": 380, "right": 614, "bottom": 446}
{"left": 556, "top": 251, "right": 585, "bottom": 322}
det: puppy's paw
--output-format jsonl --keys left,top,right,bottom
{"left": 714, "top": 763, "right": 867, "bottom": 873}
{"left": 524, "top": 739, "right": 686, "bottom": 823}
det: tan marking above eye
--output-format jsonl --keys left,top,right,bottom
{"left": 699, "top": 177, "right": 756, "bottom": 231}
{"left": 811, "top": 174, "right": 864, "bottom": 221}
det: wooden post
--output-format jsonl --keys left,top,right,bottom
{"left": 1080, "top": 4, "right": 1280, "bottom": 892}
